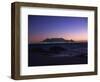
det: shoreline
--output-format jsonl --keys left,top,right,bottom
{"left": 29, "top": 42, "right": 87, "bottom": 45}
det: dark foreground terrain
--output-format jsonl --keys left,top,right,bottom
{"left": 28, "top": 42, "right": 88, "bottom": 66}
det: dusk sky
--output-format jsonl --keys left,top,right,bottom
{"left": 28, "top": 15, "right": 88, "bottom": 43}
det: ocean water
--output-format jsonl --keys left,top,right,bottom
{"left": 28, "top": 42, "right": 88, "bottom": 66}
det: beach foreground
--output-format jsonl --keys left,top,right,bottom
{"left": 28, "top": 42, "right": 88, "bottom": 66}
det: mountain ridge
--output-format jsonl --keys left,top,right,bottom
{"left": 42, "top": 38, "right": 74, "bottom": 43}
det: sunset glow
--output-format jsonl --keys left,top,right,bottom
{"left": 28, "top": 15, "right": 88, "bottom": 43}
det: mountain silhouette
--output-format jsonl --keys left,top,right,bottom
{"left": 42, "top": 38, "right": 74, "bottom": 43}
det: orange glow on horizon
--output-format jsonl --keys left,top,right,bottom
{"left": 63, "top": 32, "right": 87, "bottom": 41}
{"left": 29, "top": 34, "right": 87, "bottom": 43}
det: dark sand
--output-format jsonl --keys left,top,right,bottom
{"left": 28, "top": 43, "right": 88, "bottom": 66}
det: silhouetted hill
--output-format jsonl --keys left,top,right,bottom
{"left": 42, "top": 38, "right": 74, "bottom": 43}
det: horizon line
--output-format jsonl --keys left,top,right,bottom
{"left": 29, "top": 40, "right": 88, "bottom": 44}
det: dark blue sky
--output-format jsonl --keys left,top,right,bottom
{"left": 28, "top": 15, "right": 88, "bottom": 43}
